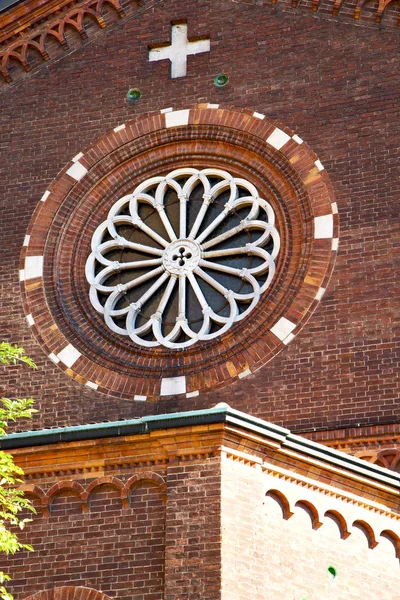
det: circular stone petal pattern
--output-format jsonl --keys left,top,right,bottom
{"left": 20, "top": 105, "right": 338, "bottom": 401}
{"left": 85, "top": 168, "right": 280, "bottom": 349}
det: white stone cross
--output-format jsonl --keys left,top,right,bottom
{"left": 149, "top": 23, "right": 210, "bottom": 78}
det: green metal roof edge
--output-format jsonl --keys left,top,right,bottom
{"left": 1, "top": 405, "right": 399, "bottom": 490}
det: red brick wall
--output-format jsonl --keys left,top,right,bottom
{"left": 3, "top": 476, "right": 166, "bottom": 599}
{"left": 163, "top": 458, "right": 221, "bottom": 600}
{"left": 0, "top": 0, "right": 399, "bottom": 433}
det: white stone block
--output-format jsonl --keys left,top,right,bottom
{"left": 19, "top": 270, "right": 25, "bottom": 281}
{"left": 315, "top": 287, "right": 326, "bottom": 301}
{"left": 314, "top": 214, "right": 334, "bottom": 239}
{"left": 292, "top": 134, "right": 303, "bottom": 144}
{"left": 271, "top": 317, "right": 296, "bottom": 341}
{"left": 160, "top": 375, "right": 186, "bottom": 396}
{"left": 66, "top": 161, "right": 87, "bottom": 181}
{"left": 134, "top": 394, "right": 147, "bottom": 401}
{"left": 186, "top": 390, "right": 199, "bottom": 398}
{"left": 315, "top": 159, "right": 324, "bottom": 171}
{"left": 72, "top": 151, "right": 84, "bottom": 163}
{"left": 283, "top": 333, "right": 295, "bottom": 345}
{"left": 160, "top": 107, "right": 173, "bottom": 113}
{"left": 238, "top": 367, "right": 252, "bottom": 379}
{"left": 24, "top": 256, "right": 43, "bottom": 280}
{"left": 23, "top": 235, "right": 30, "bottom": 246}
{"left": 57, "top": 344, "right": 81, "bottom": 368}
{"left": 165, "top": 109, "right": 190, "bottom": 128}
{"left": 86, "top": 381, "right": 98, "bottom": 390}
{"left": 253, "top": 112, "right": 265, "bottom": 120}
{"left": 113, "top": 124, "right": 126, "bottom": 132}
{"left": 48, "top": 353, "right": 60, "bottom": 364}
{"left": 26, "top": 313, "right": 35, "bottom": 326}
{"left": 331, "top": 202, "right": 338, "bottom": 214}
{"left": 40, "top": 190, "right": 50, "bottom": 202}
{"left": 332, "top": 238, "right": 339, "bottom": 251}
{"left": 266, "top": 127, "right": 291, "bottom": 150}
{"left": 207, "top": 103, "right": 219, "bottom": 109}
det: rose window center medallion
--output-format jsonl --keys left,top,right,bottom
{"left": 163, "top": 239, "right": 201, "bottom": 275}
{"left": 85, "top": 167, "right": 280, "bottom": 349}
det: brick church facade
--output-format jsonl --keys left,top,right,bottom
{"left": 0, "top": 0, "right": 400, "bottom": 597}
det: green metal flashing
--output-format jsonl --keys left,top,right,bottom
{"left": 0, "top": 406, "right": 233, "bottom": 448}
{"left": 1, "top": 405, "right": 399, "bottom": 490}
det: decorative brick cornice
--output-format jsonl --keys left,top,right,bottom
{"left": 261, "top": 462, "right": 400, "bottom": 521}
{"left": 0, "top": 0, "right": 127, "bottom": 83}
{"left": 7, "top": 406, "right": 400, "bottom": 507}
{"left": 262, "top": 482, "right": 400, "bottom": 557}
{"left": 275, "top": 0, "right": 400, "bottom": 27}
{"left": 21, "top": 451, "right": 219, "bottom": 480}
{"left": 302, "top": 424, "right": 400, "bottom": 472}
{"left": 19, "top": 472, "right": 166, "bottom": 516}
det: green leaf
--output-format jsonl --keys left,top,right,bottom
{"left": 0, "top": 344, "right": 36, "bottom": 369}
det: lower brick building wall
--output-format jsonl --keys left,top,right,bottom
{"left": 1, "top": 443, "right": 223, "bottom": 600}
{"left": 2, "top": 415, "right": 400, "bottom": 600}
{"left": 5, "top": 476, "right": 167, "bottom": 599}
{"left": 262, "top": 496, "right": 400, "bottom": 600}
{"left": 220, "top": 452, "right": 400, "bottom": 600}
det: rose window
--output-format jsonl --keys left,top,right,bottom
{"left": 85, "top": 168, "right": 280, "bottom": 349}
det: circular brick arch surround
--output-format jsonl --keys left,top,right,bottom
{"left": 25, "top": 587, "right": 113, "bottom": 600}
{"left": 20, "top": 105, "right": 338, "bottom": 401}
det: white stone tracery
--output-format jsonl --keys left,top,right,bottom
{"left": 85, "top": 168, "right": 280, "bottom": 349}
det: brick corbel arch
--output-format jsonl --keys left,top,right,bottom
{"left": 124, "top": 471, "right": 167, "bottom": 492}
{"left": 24, "top": 586, "right": 115, "bottom": 600}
